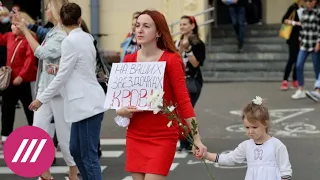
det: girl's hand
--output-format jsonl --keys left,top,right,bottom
{"left": 192, "top": 138, "right": 208, "bottom": 159}
{"left": 116, "top": 106, "right": 143, "bottom": 118}
{"left": 195, "top": 149, "right": 205, "bottom": 159}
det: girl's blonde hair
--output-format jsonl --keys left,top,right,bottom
{"left": 241, "top": 99, "right": 270, "bottom": 133}
{"left": 0, "top": 7, "right": 9, "bottom": 17}
{"left": 48, "top": 0, "right": 69, "bottom": 23}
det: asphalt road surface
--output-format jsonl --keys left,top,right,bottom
{"left": 0, "top": 82, "right": 319, "bottom": 180}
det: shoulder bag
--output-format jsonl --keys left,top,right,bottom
{"left": 0, "top": 40, "right": 23, "bottom": 91}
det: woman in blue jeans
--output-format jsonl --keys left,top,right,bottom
{"left": 223, "top": 0, "right": 248, "bottom": 53}
{"left": 305, "top": 74, "right": 320, "bottom": 102}
{"left": 28, "top": 3, "right": 106, "bottom": 180}
{"left": 26, "top": 18, "right": 105, "bottom": 161}
{"left": 291, "top": 0, "right": 320, "bottom": 100}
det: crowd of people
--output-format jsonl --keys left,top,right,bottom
{"left": 281, "top": 0, "right": 320, "bottom": 103}
{"left": 0, "top": 0, "right": 107, "bottom": 179}
{"left": 0, "top": 0, "right": 296, "bottom": 180}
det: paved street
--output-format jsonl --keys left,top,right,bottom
{"left": 0, "top": 82, "right": 319, "bottom": 180}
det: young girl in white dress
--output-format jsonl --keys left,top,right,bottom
{"left": 199, "top": 96, "right": 292, "bottom": 180}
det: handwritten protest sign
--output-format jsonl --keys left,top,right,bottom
{"left": 104, "top": 62, "right": 166, "bottom": 110}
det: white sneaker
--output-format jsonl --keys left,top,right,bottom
{"left": 291, "top": 90, "right": 306, "bottom": 99}
{"left": 306, "top": 90, "right": 320, "bottom": 102}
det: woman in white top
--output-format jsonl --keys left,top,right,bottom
{"left": 15, "top": 0, "right": 78, "bottom": 179}
{"left": 29, "top": 3, "right": 106, "bottom": 180}
{"left": 198, "top": 96, "right": 292, "bottom": 180}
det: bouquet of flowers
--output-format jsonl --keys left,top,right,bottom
{"left": 147, "top": 89, "right": 215, "bottom": 180}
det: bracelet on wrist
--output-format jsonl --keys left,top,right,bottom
{"left": 186, "top": 51, "right": 194, "bottom": 56}
{"left": 215, "top": 154, "right": 220, "bottom": 162}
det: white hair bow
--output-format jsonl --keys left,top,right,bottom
{"left": 252, "top": 96, "right": 263, "bottom": 105}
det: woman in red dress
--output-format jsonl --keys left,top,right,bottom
{"left": 116, "top": 10, "right": 207, "bottom": 180}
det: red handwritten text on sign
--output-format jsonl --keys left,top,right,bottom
{"left": 105, "top": 62, "right": 166, "bottom": 110}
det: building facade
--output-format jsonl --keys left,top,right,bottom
{"left": 43, "top": 0, "right": 295, "bottom": 52}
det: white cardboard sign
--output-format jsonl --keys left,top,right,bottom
{"left": 104, "top": 62, "right": 166, "bottom": 110}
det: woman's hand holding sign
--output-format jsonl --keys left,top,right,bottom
{"left": 114, "top": 106, "right": 143, "bottom": 127}
{"left": 116, "top": 106, "right": 143, "bottom": 118}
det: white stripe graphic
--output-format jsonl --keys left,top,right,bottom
{"left": 21, "top": 139, "right": 38, "bottom": 162}
{"left": 11, "top": 139, "right": 29, "bottom": 163}
{"left": 11, "top": 139, "right": 47, "bottom": 163}
{"left": 30, "top": 139, "right": 47, "bottom": 162}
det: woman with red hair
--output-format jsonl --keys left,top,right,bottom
{"left": 116, "top": 10, "right": 207, "bottom": 180}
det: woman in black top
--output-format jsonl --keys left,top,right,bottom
{"left": 175, "top": 15, "right": 206, "bottom": 152}
{"left": 280, "top": 0, "right": 303, "bottom": 90}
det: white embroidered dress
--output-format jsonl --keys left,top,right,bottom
{"left": 218, "top": 137, "right": 292, "bottom": 180}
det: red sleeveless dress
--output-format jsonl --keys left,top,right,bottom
{"left": 124, "top": 51, "right": 195, "bottom": 176}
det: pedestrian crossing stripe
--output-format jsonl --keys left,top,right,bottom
{"left": 0, "top": 150, "right": 124, "bottom": 159}
{"left": 121, "top": 163, "right": 179, "bottom": 180}
{"left": 100, "top": 138, "right": 126, "bottom": 145}
{"left": 0, "top": 166, "right": 107, "bottom": 174}
{"left": 122, "top": 177, "right": 133, "bottom": 180}
{"left": 0, "top": 150, "right": 187, "bottom": 159}
{"left": 99, "top": 138, "right": 180, "bottom": 147}
{"left": 170, "top": 163, "right": 179, "bottom": 170}
{"left": 0, "top": 138, "right": 183, "bottom": 175}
